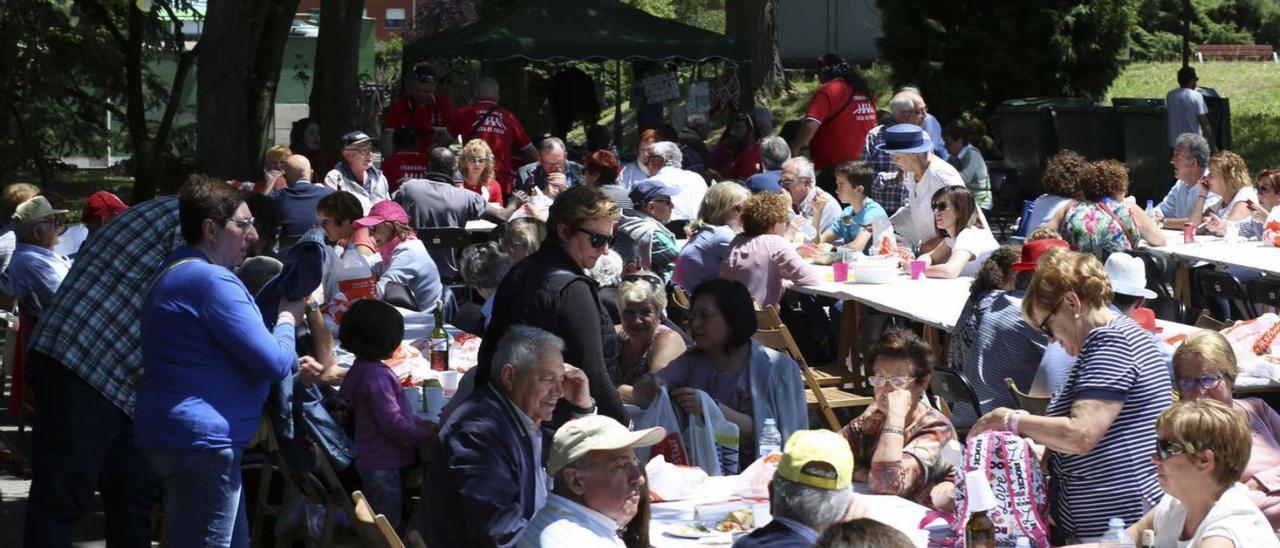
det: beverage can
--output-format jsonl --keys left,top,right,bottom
{"left": 1183, "top": 222, "right": 1195, "bottom": 244}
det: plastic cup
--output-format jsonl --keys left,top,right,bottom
{"left": 965, "top": 470, "right": 996, "bottom": 512}
{"left": 909, "top": 259, "right": 927, "bottom": 280}
{"left": 424, "top": 386, "right": 445, "bottom": 420}
{"left": 440, "top": 370, "right": 461, "bottom": 397}
{"left": 833, "top": 262, "right": 849, "bottom": 282}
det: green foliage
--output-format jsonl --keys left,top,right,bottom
{"left": 1129, "top": 0, "right": 1280, "bottom": 60}
{"left": 874, "top": 0, "right": 1137, "bottom": 120}
{"left": 621, "top": 0, "right": 676, "bottom": 19}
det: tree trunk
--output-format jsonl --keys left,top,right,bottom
{"left": 246, "top": 0, "right": 302, "bottom": 169}
{"left": 310, "top": 0, "right": 366, "bottom": 162}
{"left": 725, "top": 0, "right": 785, "bottom": 107}
{"left": 198, "top": 0, "right": 272, "bottom": 183}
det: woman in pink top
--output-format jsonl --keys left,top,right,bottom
{"left": 719, "top": 192, "right": 823, "bottom": 308}
{"left": 1173, "top": 329, "right": 1280, "bottom": 534}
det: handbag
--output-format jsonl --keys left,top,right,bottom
{"left": 685, "top": 390, "right": 740, "bottom": 476}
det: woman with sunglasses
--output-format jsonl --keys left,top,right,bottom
{"left": 970, "top": 247, "right": 1171, "bottom": 543}
{"left": 911, "top": 185, "right": 997, "bottom": 279}
{"left": 1170, "top": 330, "right": 1280, "bottom": 534}
{"left": 476, "top": 185, "right": 628, "bottom": 424}
{"left": 614, "top": 271, "right": 687, "bottom": 403}
{"left": 1205, "top": 168, "right": 1279, "bottom": 240}
{"left": 840, "top": 329, "right": 957, "bottom": 507}
{"left": 1045, "top": 159, "right": 1165, "bottom": 263}
{"left": 458, "top": 139, "right": 504, "bottom": 205}
{"left": 1078, "top": 400, "right": 1279, "bottom": 548}
{"left": 719, "top": 192, "right": 824, "bottom": 309}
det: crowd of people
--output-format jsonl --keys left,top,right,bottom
{"left": 3, "top": 55, "right": 1280, "bottom": 548}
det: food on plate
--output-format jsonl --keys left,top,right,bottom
{"left": 715, "top": 509, "right": 754, "bottom": 532}
{"left": 816, "top": 242, "right": 835, "bottom": 253}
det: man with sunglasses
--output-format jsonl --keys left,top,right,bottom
{"left": 322, "top": 131, "right": 390, "bottom": 213}
{"left": 2, "top": 196, "right": 71, "bottom": 317}
{"left": 614, "top": 181, "right": 680, "bottom": 281}
{"left": 382, "top": 62, "right": 453, "bottom": 155}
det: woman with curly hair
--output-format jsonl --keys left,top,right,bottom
{"left": 719, "top": 192, "right": 823, "bottom": 308}
{"left": 1025, "top": 150, "right": 1085, "bottom": 231}
{"left": 1190, "top": 150, "right": 1257, "bottom": 234}
{"left": 1046, "top": 159, "right": 1165, "bottom": 262}
{"left": 458, "top": 139, "right": 503, "bottom": 204}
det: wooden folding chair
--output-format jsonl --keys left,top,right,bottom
{"left": 751, "top": 307, "right": 845, "bottom": 388}
{"left": 668, "top": 284, "right": 691, "bottom": 333}
{"left": 352, "top": 490, "right": 405, "bottom": 548}
{"left": 1194, "top": 308, "right": 1227, "bottom": 331}
{"left": 754, "top": 305, "right": 873, "bottom": 431}
{"left": 1004, "top": 378, "right": 1050, "bottom": 416}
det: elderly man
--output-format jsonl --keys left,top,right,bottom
{"left": 516, "top": 137, "right": 583, "bottom": 195}
{"left": 382, "top": 62, "right": 453, "bottom": 155}
{"left": 322, "top": 131, "right": 389, "bottom": 213}
{"left": 448, "top": 77, "right": 538, "bottom": 196}
{"left": 900, "top": 86, "right": 948, "bottom": 160}
{"left": 615, "top": 181, "right": 680, "bottom": 280}
{"left": 3, "top": 196, "right": 72, "bottom": 317}
{"left": 420, "top": 326, "right": 596, "bottom": 548}
{"left": 744, "top": 136, "right": 791, "bottom": 195}
{"left": 781, "top": 157, "right": 841, "bottom": 239}
{"left": 643, "top": 141, "right": 707, "bottom": 222}
{"left": 455, "top": 242, "right": 512, "bottom": 334}
{"left": 518, "top": 415, "right": 663, "bottom": 547}
{"left": 81, "top": 191, "right": 129, "bottom": 236}
{"left": 272, "top": 154, "right": 334, "bottom": 241}
{"left": 861, "top": 92, "right": 926, "bottom": 216}
{"left": 734, "top": 429, "right": 856, "bottom": 547}
{"left": 1158, "top": 132, "right": 1221, "bottom": 228}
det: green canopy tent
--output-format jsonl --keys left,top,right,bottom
{"left": 403, "top": 0, "right": 747, "bottom": 143}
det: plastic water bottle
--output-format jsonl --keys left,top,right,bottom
{"left": 758, "top": 418, "right": 782, "bottom": 458}
{"left": 1144, "top": 199, "right": 1155, "bottom": 217}
{"left": 1098, "top": 517, "right": 1135, "bottom": 547}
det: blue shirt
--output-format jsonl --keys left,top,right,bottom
{"left": 827, "top": 201, "right": 888, "bottom": 253}
{"left": 271, "top": 180, "right": 334, "bottom": 238}
{"left": 1157, "top": 172, "right": 1220, "bottom": 219}
{"left": 135, "top": 247, "right": 296, "bottom": 449}
{"left": 2, "top": 243, "right": 71, "bottom": 316}
{"left": 377, "top": 237, "right": 442, "bottom": 313}
{"left": 673, "top": 224, "right": 736, "bottom": 291}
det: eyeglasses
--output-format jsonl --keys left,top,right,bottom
{"left": 623, "top": 273, "right": 664, "bottom": 292}
{"left": 868, "top": 375, "right": 911, "bottom": 389}
{"left": 779, "top": 177, "right": 798, "bottom": 187}
{"left": 577, "top": 227, "right": 615, "bottom": 249}
{"left": 1038, "top": 298, "right": 1066, "bottom": 338}
{"left": 1176, "top": 373, "right": 1225, "bottom": 392}
{"left": 931, "top": 202, "right": 950, "bottom": 212}
{"left": 222, "top": 216, "right": 256, "bottom": 230}
{"left": 37, "top": 216, "right": 69, "bottom": 234}
{"left": 1155, "top": 439, "right": 1188, "bottom": 461}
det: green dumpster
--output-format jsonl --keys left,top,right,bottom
{"left": 1203, "top": 95, "right": 1232, "bottom": 152}
{"left": 1049, "top": 98, "right": 1123, "bottom": 163}
{"left": 1112, "top": 97, "right": 1172, "bottom": 204}
{"left": 996, "top": 98, "right": 1057, "bottom": 201}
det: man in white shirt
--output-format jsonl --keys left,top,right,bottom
{"left": 780, "top": 156, "right": 841, "bottom": 239}
{"left": 1157, "top": 132, "right": 1221, "bottom": 228}
{"left": 878, "top": 124, "right": 974, "bottom": 246}
{"left": 643, "top": 141, "right": 707, "bottom": 221}
{"left": 1165, "top": 66, "right": 1216, "bottom": 151}
{"left": 517, "top": 415, "right": 664, "bottom": 547}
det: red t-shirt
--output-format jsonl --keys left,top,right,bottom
{"left": 384, "top": 93, "right": 454, "bottom": 154}
{"left": 447, "top": 100, "right": 532, "bottom": 195}
{"left": 804, "top": 80, "right": 878, "bottom": 169}
{"left": 462, "top": 179, "right": 504, "bottom": 205}
{"left": 722, "top": 142, "right": 764, "bottom": 181}
{"left": 382, "top": 151, "right": 429, "bottom": 194}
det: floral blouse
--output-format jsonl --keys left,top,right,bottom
{"left": 1061, "top": 200, "right": 1138, "bottom": 263}
{"left": 840, "top": 405, "right": 958, "bottom": 505}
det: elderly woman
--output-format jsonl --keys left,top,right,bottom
{"left": 254, "top": 144, "right": 290, "bottom": 194}
{"left": 500, "top": 217, "right": 545, "bottom": 265}
{"left": 1047, "top": 160, "right": 1165, "bottom": 262}
{"left": 719, "top": 192, "right": 823, "bottom": 309}
{"left": 915, "top": 185, "right": 998, "bottom": 279}
{"left": 1207, "top": 168, "right": 1278, "bottom": 239}
{"left": 879, "top": 124, "right": 971, "bottom": 246}
{"left": 1026, "top": 150, "right": 1085, "bottom": 232}
{"left": 583, "top": 149, "right": 632, "bottom": 210}
{"left": 478, "top": 184, "right": 627, "bottom": 424}
{"left": 841, "top": 329, "right": 957, "bottom": 506}
{"left": 1099, "top": 400, "right": 1279, "bottom": 547}
{"left": 615, "top": 271, "right": 687, "bottom": 403}
{"left": 459, "top": 138, "right": 504, "bottom": 204}
{"left": 353, "top": 200, "right": 442, "bottom": 313}
{"left": 635, "top": 279, "right": 807, "bottom": 462}
{"left": 673, "top": 181, "right": 750, "bottom": 291}
{"left": 455, "top": 242, "right": 511, "bottom": 335}
{"left": 135, "top": 177, "right": 303, "bottom": 547}
{"left": 970, "top": 247, "right": 1171, "bottom": 542}
{"left": 1170, "top": 330, "right": 1280, "bottom": 534}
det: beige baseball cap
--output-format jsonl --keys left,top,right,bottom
{"left": 546, "top": 415, "right": 665, "bottom": 474}
{"left": 12, "top": 196, "right": 68, "bottom": 225}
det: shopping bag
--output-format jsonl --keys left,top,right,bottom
{"left": 951, "top": 430, "right": 1050, "bottom": 547}
{"left": 686, "top": 390, "right": 740, "bottom": 476}
{"left": 1262, "top": 206, "right": 1280, "bottom": 248}
{"left": 635, "top": 387, "right": 689, "bottom": 466}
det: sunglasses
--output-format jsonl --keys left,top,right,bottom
{"left": 577, "top": 227, "right": 615, "bottom": 249}
{"left": 464, "top": 156, "right": 488, "bottom": 164}
{"left": 37, "top": 216, "right": 69, "bottom": 235}
{"left": 1038, "top": 298, "right": 1066, "bottom": 338}
{"left": 1176, "top": 373, "right": 1225, "bottom": 392}
{"left": 623, "top": 273, "right": 664, "bottom": 291}
{"left": 1155, "top": 439, "right": 1188, "bottom": 461}
{"left": 223, "top": 216, "right": 256, "bottom": 230}
{"left": 868, "top": 375, "right": 911, "bottom": 389}
{"left": 931, "top": 202, "right": 950, "bottom": 212}
{"left": 779, "top": 177, "right": 798, "bottom": 187}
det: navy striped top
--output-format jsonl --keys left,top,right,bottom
{"left": 1044, "top": 314, "right": 1171, "bottom": 541}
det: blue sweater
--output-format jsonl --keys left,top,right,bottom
{"left": 135, "top": 247, "right": 296, "bottom": 449}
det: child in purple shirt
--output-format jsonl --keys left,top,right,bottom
{"left": 338, "top": 300, "right": 432, "bottom": 528}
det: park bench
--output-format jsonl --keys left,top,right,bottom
{"left": 1195, "top": 44, "right": 1278, "bottom": 62}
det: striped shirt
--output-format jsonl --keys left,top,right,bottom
{"left": 948, "top": 290, "right": 1048, "bottom": 427}
{"left": 517, "top": 494, "right": 624, "bottom": 548}
{"left": 1044, "top": 315, "right": 1170, "bottom": 540}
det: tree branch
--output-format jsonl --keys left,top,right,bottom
{"left": 154, "top": 41, "right": 198, "bottom": 152}
{"left": 74, "top": 0, "right": 129, "bottom": 51}
{"left": 62, "top": 86, "right": 127, "bottom": 120}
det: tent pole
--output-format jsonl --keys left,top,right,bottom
{"left": 614, "top": 60, "right": 623, "bottom": 151}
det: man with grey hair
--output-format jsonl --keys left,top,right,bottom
{"left": 455, "top": 241, "right": 512, "bottom": 334}
{"left": 781, "top": 157, "right": 841, "bottom": 239}
{"left": 744, "top": 136, "right": 791, "bottom": 194}
{"left": 1157, "top": 132, "right": 1221, "bottom": 228}
{"left": 2, "top": 196, "right": 71, "bottom": 317}
{"left": 642, "top": 141, "right": 707, "bottom": 221}
{"left": 448, "top": 77, "right": 538, "bottom": 195}
{"left": 734, "top": 430, "right": 856, "bottom": 547}
{"left": 861, "top": 92, "right": 927, "bottom": 215}
{"left": 516, "top": 136, "right": 583, "bottom": 195}
{"left": 899, "top": 86, "right": 948, "bottom": 160}
{"left": 421, "top": 325, "right": 596, "bottom": 548}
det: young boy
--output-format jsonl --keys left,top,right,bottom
{"left": 820, "top": 160, "right": 888, "bottom": 254}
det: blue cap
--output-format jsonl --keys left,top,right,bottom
{"left": 744, "top": 172, "right": 783, "bottom": 194}
{"left": 629, "top": 180, "right": 681, "bottom": 205}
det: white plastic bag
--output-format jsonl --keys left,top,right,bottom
{"left": 686, "top": 390, "right": 740, "bottom": 476}
{"left": 635, "top": 387, "right": 689, "bottom": 466}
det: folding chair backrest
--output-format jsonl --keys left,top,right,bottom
{"left": 351, "top": 490, "right": 405, "bottom": 548}
{"left": 416, "top": 227, "right": 470, "bottom": 250}
{"left": 1248, "top": 278, "right": 1280, "bottom": 313}
{"left": 1147, "top": 295, "right": 1186, "bottom": 324}
{"left": 1014, "top": 200, "right": 1035, "bottom": 238}
{"left": 1003, "top": 378, "right": 1050, "bottom": 415}
{"left": 1125, "top": 250, "right": 1171, "bottom": 297}
{"left": 668, "top": 284, "right": 691, "bottom": 332}
{"left": 930, "top": 367, "right": 984, "bottom": 420}
{"left": 1194, "top": 309, "right": 1228, "bottom": 331}
{"left": 1194, "top": 269, "right": 1253, "bottom": 319}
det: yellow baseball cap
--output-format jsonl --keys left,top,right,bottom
{"left": 776, "top": 429, "right": 853, "bottom": 490}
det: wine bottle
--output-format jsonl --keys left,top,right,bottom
{"left": 429, "top": 298, "right": 448, "bottom": 372}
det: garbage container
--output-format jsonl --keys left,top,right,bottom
{"left": 996, "top": 98, "right": 1057, "bottom": 201}
{"left": 1113, "top": 97, "right": 1172, "bottom": 204}
{"left": 1049, "top": 98, "right": 1123, "bottom": 162}
{"left": 1203, "top": 95, "right": 1232, "bottom": 152}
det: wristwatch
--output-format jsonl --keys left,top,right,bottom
{"left": 307, "top": 300, "right": 321, "bottom": 313}
{"left": 571, "top": 398, "right": 597, "bottom": 415}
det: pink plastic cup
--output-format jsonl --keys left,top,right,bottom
{"left": 833, "top": 262, "right": 849, "bottom": 282}
{"left": 909, "top": 259, "right": 926, "bottom": 280}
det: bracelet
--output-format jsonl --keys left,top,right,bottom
{"left": 1008, "top": 410, "right": 1029, "bottom": 435}
{"left": 882, "top": 426, "right": 905, "bottom": 437}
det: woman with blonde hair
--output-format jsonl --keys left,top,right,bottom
{"left": 673, "top": 181, "right": 750, "bottom": 291}
{"left": 254, "top": 144, "right": 292, "bottom": 194}
{"left": 1193, "top": 150, "right": 1257, "bottom": 232}
{"left": 614, "top": 270, "right": 686, "bottom": 402}
{"left": 719, "top": 192, "right": 823, "bottom": 309}
{"left": 970, "top": 247, "right": 1170, "bottom": 542}
{"left": 458, "top": 139, "right": 503, "bottom": 204}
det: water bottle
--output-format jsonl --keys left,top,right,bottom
{"left": 1144, "top": 199, "right": 1157, "bottom": 219}
{"left": 1098, "top": 517, "right": 1135, "bottom": 547}
{"left": 758, "top": 418, "right": 782, "bottom": 458}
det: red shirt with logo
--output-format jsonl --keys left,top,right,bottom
{"left": 384, "top": 93, "right": 454, "bottom": 154}
{"left": 382, "top": 151, "right": 430, "bottom": 194}
{"left": 447, "top": 100, "right": 532, "bottom": 195}
{"left": 804, "top": 80, "right": 878, "bottom": 169}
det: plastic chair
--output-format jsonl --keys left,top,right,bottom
{"left": 1248, "top": 278, "right": 1280, "bottom": 314}
{"left": 1147, "top": 295, "right": 1186, "bottom": 324}
{"left": 1193, "top": 269, "right": 1253, "bottom": 320}
{"left": 930, "top": 367, "right": 984, "bottom": 435}
{"left": 1004, "top": 378, "right": 1050, "bottom": 416}
{"left": 417, "top": 227, "right": 471, "bottom": 286}
{"left": 1013, "top": 200, "right": 1035, "bottom": 239}
{"left": 1125, "top": 249, "right": 1172, "bottom": 297}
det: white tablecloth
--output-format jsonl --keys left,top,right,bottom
{"left": 790, "top": 267, "right": 974, "bottom": 331}
{"left": 1155, "top": 319, "right": 1279, "bottom": 390}
{"left": 465, "top": 219, "right": 497, "bottom": 233}
{"left": 1147, "top": 230, "right": 1279, "bottom": 276}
